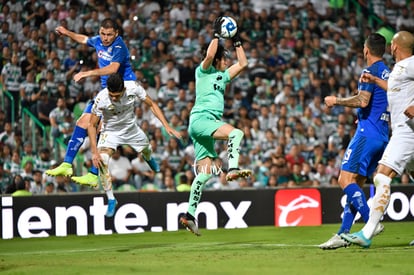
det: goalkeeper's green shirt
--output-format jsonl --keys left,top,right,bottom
{"left": 190, "top": 64, "right": 231, "bottom": 119}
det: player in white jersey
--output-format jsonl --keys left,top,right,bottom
{"left": 341, "top": 31, "right": 414, "bottom": 248}
{"left": 88, "top": 73, "right": 181, "bottom": 217}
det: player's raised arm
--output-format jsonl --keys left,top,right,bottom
{"left": 228, "top": 29, "right": 248, "bottom": 80}
{"left": 142, "top": 95, "right": 182, "bottom": 140}
{"left": 73, "top": 62, "right": 120, "bottom": 82}
{"left": 201, "top": 17, "right": 223, "bottom": 71}
{"left": 55, "top": 26, "right": 88, "bottom": 44}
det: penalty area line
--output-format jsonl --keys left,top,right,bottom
{"left": 0, "top": 246, "right": 128, "bottom": 257}
{"left": 237, "top": 243, "right": 318, "bottom": 248}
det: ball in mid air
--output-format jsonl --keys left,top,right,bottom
{"left": 220, "top": 16, "right": 238, "bottom": 38}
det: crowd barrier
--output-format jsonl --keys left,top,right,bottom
{"left": 1, "top": 185, "right": 413, "bottom": 239}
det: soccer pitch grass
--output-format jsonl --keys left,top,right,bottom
{"left": 0, "top": 222, "right": 412, "bottom": 275}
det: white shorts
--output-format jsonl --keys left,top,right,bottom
{"left": 379, "top": 128, "right": 414, "bottom": 175}
{"left": 98, "top": 125, "right": 149, "bottom": 153}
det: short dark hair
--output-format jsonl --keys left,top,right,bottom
{"left": 107, "top": 73, "right": 124, "bottom": 92}
{"left": 366, "top": 33, "right": 386, "bottom": 57}
{"left": 100, "top": 18, "right": 119, "bottom": 31}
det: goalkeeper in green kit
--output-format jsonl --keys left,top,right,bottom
{"left": 180, "top": 17, "right": 252, "bottom": 236}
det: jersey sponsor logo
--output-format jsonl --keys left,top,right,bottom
{"left": 107, "top": 104, "right": 115, "bottom": 114}
{"left": 97, "top": 50, "right": 112, "bottom": 61}
{"left": 352, "top": 191, "right": 362, "bottom": 198}
{"left": 275, "top": 189, "right": 322, "bottom": 226}
{"left": 381, "top": 69, "right": 390, "bottom": 80}
{"left": 380, "top": 113, "right": 390, "bottom": 121}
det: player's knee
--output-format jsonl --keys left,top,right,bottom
{"left": 100, "top": 152, "right": 110, "bottom": 166}
{"left": 76, "top": 113, "right": 91, "bottom": 128}
{"left": 197, "top": 173, "right": 212, "bottom": 183}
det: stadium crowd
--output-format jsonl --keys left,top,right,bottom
{"left": 1, "top": 0, "right": 414, "bottom": 195}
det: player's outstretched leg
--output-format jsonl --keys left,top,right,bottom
{"left": 46, "top": 124, "right": 88, "bottom": 177}
{"left": 180, "top": 173, "right": 212, "bottom": 236}
{"left": 225, "top": 129, "right": 252, "bottom": 181}
{"left": 98, "top": 153, "right": 118, "bottom": 218}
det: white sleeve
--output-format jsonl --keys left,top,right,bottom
{"left": 134, "top": 85, "right": 148, "bottom": 101}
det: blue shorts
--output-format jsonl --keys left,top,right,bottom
{"left": 341, "top": 134, "right": 387, "bottom": 177}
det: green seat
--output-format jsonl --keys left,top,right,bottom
{"left": 116, "top": 184, "right": 137, "bottom": 191}
{"left": 73, "top": 102, "right": 86, "bottom": 120}
{"left": 377, "top": 27, "right": 395, "bottom": 44}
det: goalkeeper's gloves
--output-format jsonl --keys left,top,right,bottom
{"left": 213, "top": 17, "right": 223, "bottom": 39}
{"left": 232, "top": 30, "right": 242, "bottom": 48}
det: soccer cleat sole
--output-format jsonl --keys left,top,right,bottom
{"left": 71, "top": 176, "right": 98, "bottom": 188}
{"left": 180, "top": 217, "right": 201, "bottom": 236}
{"left": 45, "top": 169, "right": 73, "bottom": 177}
{"left": 319, "top": 242, "right": 350, "bottom": 250}
{"left": 319, "top": 234, "right": 350, "bottom": 250}
{"left": 226, "top": 169, "right": 252, "bottom": 181}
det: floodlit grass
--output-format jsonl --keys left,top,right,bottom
{"left": 0, "top": 222, "right": 413, "bottom": 275}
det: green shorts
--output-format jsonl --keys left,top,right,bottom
{"left": 189, "top": 112, "right": 226, "bottom": 161}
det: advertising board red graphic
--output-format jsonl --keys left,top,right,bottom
{"left": 275, "top": 189, "right": 322, "bottom": 227}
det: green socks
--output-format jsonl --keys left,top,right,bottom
{"left": 187, "top": 173, "right": 212, "bottom": 217}
{"left": 227, "top": 129, "right": 243, "bottom": 170}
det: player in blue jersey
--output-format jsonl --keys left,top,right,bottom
{"left": 341, "top": 31, "right": 414, "bottom": 248}
{"left": 319, "top": 33, "right": 390, "bottom": 249}
{"left": 179, "top": 17, "right": 252, "bottom": 236}
{"left": 46, "top": 18, "right": 160, "bottom": 187}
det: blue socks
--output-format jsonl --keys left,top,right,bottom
{"left": 90, "top": 165, "right": 98, "bottom": 175}
{"left": 64, "top": 126, "right": 87, "bottom": 163}
{"left": 63, "top": 125, "right": 100, "bottom": 176}
{"left": 338, "top": 202, "right": 357, "bottom": 234}
{"left": 89, "top": 132, "right": 101, "bottom": 175}
{"left": 338, "top": 183, "right": 370, "bottom": 234}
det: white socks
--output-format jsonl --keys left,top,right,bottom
{"left": 362, "top": 173, "right": 391, "bottom": 239}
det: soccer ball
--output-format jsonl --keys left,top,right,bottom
{"left": 220, "top": 16, "right": 238, "bottom": 38}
